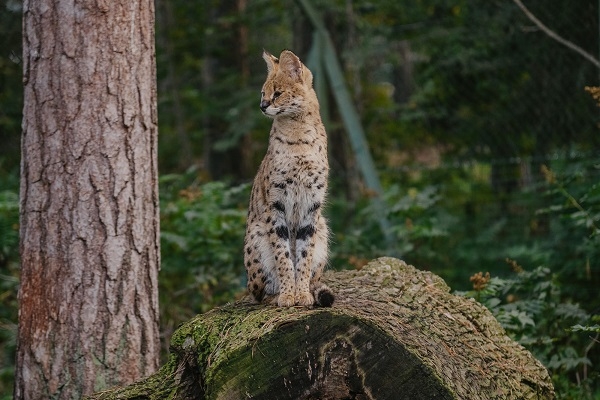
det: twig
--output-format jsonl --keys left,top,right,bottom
{"left": 582, "top": 332, "right": 600, "bottom": 381}
{"left": 512, "top": 0, "right": 600, "bottom": 69}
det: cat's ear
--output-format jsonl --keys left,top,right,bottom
{"left": 262, "top": 50, "right": 279, "bottom": 74}
{"left": 279, "top": 50, "right": 303, "bottom": 82}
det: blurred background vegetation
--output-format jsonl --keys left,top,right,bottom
{"left": 1, "top": 0, "right": 599, "bottom": 398}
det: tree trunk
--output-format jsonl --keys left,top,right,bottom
{"left": 16, "top": 1, "right": 160, "bottom": 398}
{"left": 87, "top": 258, "right": 554, "bottom": 400}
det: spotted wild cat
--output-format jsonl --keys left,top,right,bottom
{"left": 244, "top": 50, "right": 334, "bottom": 307}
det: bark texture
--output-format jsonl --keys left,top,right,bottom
{"left": 88, "top": 258, "right": 554, "bottom": 400}
{"left": 16, "top": 1, "right": 160, "bottom": 398}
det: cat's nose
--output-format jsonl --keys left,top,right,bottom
{"left": 260, "top": 100, "right": 270, "bottom": 112}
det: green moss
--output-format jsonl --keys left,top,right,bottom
{"left": 200, "top": 311, "right": 453, "bottom": 399}
{"left": 166, "top": 303, "right": 312, "bottom": 397}
{"left": 85, "top": 362, "right": 177, "bottom": 399}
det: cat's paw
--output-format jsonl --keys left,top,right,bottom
{"left": 295, "top": 291, "right": 314, "bottom": 307}
{"left": 277, "top": 293, "right": 296, "bottom": 307}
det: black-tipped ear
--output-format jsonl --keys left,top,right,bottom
{"left": 278, "top": 50, "right": 303, "bottom": 82}
{"left": 262, "top": 50, "right": 278, "bottom": 74}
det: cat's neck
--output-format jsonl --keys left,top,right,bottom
{"left": 271, "top": 97, "right": 322, "bottom": 129}
{"left": 272, "top": 110, "right": 321, "bottom": 127}
{"left": 270, "top": 110, "right": 325, "bottom": 141}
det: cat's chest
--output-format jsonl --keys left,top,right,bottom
{"left": 265, "top": 150, "right": 327, "bottom": 211}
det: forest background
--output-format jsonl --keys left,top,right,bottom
{"left": 1, "top": 0, "right": 599, "bottom": 398}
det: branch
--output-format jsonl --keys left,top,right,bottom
{"left": 512, "top": 0, "right": 600, "bottom": 69}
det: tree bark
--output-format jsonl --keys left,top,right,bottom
{"left": 87, "top": 258, "right": 554, "bottom": 400}
{"left": 16, "top": 1, "right": 160, "bottom": 398}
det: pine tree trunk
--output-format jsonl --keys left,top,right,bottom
{"left": 16, "top": 1, "right": 160, "bottom": 398}
{"left": 87, "top": 258, "right": 555, "bottom": 400}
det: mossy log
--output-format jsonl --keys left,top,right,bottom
{"left": 87, "top": 257, "right": 554, "bottom": 400}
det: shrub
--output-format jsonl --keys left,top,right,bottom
{"left": 0, "top": 189, "right": 19, "bottom": 398}
{"left": 158, "top": 174, "right": 250, "bottom": 350}
{"left": 461, "top": 261, "right": 599, "bottom": 399}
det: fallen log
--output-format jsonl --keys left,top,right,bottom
{"left": 87, "top": 257, "right": 554, "bottom": 399}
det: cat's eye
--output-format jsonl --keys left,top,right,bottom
{"left": 273, "top": 91, "right": 282, "bottom": 99}
{"left": 261, "top": 91, "right": 265, "bottom": 98}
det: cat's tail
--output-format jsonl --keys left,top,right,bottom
{"left": 313, "top": 284, "right": 335, "bottom": 307}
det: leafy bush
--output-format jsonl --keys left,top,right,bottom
{"left": 158, "top": 173, "right": 250, "bottom": 349}
{"left": 329, "top": 156, "right": 600, "bottom": 398}
{"left": 537, "top": 163, "right": 600, "bottom": 312}
{"left": 460, "top": 261, "right": 599, "bottom": 400}
{"left": 450, "top": 160, "right": 600, "bottom": 399}
{"left": 329, "top": 183, "right": 457, "bottom": 272}
{"left": 0, "top": 189, "right": 19, "bottom": 399}
{"left": 331, "top": 173, "right": 517, "bottom": 286}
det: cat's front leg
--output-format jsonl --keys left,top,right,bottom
{"left": 293, "top": 219, "right": 319, "bottom": 306}
{"left": 268, "top": 202, "right": 296, "bottom": 307}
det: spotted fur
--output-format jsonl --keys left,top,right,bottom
{"left": 244, "top": 50, "right": 334, "bottom": 307}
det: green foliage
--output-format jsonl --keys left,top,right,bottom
{"left": 331, "top": 162, "right": 533, "bottom": 284}
{"left": 536, "top": 162, "right": 600, "bottom": 311}
{"left": 456, "top": 159, "right": 600, "bottom": 399}
{"left": 329, "top": 155, "right": 600, "bottom": 398}
{"left": 570, "top": 322, "right": 600, "bottom": 334}
{"left": 1, "top": 0, "right": 598, "bottom": 397}
{"left": 0, "top": 1, "right": 23, "bottom": 174}
{"left": 0, "top": 188, "right": 19, "bottom": 399}
{"left": 398, "top": 0, "right": 598, "bottom": 160}
{"left": 155, "top": 0, "right": 292, "bottom": 174}
{"left": 158, "top": 173, "right": 250, "bottom": 333}
{"left": 460, "top": 263, "right": 599, "bottom": 399}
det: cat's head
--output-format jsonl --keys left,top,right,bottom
{"left": 260, "top": 50, "right": 315, "bottom": 118}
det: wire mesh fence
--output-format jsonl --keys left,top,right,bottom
{"left": 1, "top": 1, "right": 599, "bottom": 396}
{"left": 1, "top": 0, "right": 598, "bottom": 282}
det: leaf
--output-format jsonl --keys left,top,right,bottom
{"left": 161, "top": 232, "right": 188, "bottom": 250}
{"left": 568, "top": 324, "right": 600, "bottom": 333}
{"left": 484, "top": 297, "right": 502, "bottom": 310}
